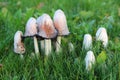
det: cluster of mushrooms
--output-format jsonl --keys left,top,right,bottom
{"left": 83, "top": 27, "right": 108, "bottom": 71}
{"left": 14, "top": 9, "right": 70, "bottom": 56}
{"left": 14, "top": 9, "right": 109, "bottom": 72}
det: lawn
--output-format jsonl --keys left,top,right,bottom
{"left": 0, "top": 0, "right": 120, "bottom": 80}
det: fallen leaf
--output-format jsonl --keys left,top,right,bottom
{"left": 97, "top": 51, "right": 107, "bottom": 64}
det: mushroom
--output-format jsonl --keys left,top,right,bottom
{"left": 68, "top": 42, "right": 74, "bottom": 52}
{"left": 82, "top": 34, "right": 92, "bottom": 51}
{"left": 85, "top": 51, "right": 95, "bottom": 71}
{"left": 24, "top": 17, "right": 39, "bottom": 55}
{"left": 53, "top": 9, "right": 70, "bottom": 52}
{"left": 14, "top": 31, "right": 25, "bottom": 54}
{"left": 37, "top": 14, "right": 57, "bottom": 56}
{"left": 96, "top": 27, "right": 108, "bottom": 47}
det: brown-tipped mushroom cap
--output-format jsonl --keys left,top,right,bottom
{"left": 53, "top": 9, "right": 70, "bottom": 36}
{"left": 24, "top": 17, "right": 37, "bottom": 37}
{"left": 37, "top": 14, "right": 57, "bottom": 39}
{"left": 14, "top": 31, "right": 25, "bottom": 54}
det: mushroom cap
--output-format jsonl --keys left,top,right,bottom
{"left": 14, "top": 31, "right": 23, "bottom": 42}
{"left": 85, "top": 51, "right": 95, "bottom": 71}
{"left": 14, "top": 31, "right": 25, "bottom": 54}
{"left": 83, "top": 34, "right": 92, "bottom": 50}
{"left": 24, "top": 17, "right": 37, "bottom": 37}
{"left": 96, "top": 27, "right": 108, "bottom": 47}
{"left": 37, "top": 14, "right": 57, "bottom": 39}
{"left": 53, "top": 9, "right": 70, "bottom": 36}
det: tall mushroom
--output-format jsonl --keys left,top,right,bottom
{"left": 14, "top": 31, "right": 25, "bottom": 54}
{"left": 53, "top": 9, "right": 70, "bottom": 52}
{"left": 24, "top": 17, "right": 39, "bottom": 55}
{"left": 37, "top": 14, "right": 57, "bottom": 56}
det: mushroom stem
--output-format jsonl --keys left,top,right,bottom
{"left": 56, "top": 36, "right": 62, "bottom": 53}
{"left": 40, "top": 40, "right": 45, "bottom": 52}
{"left": 20, "top": 54, "right": 24, "bottom": 60}
{"left": 33, "top": 36, "right": 39, "bottom": 55}
{"left": 45, "top": 39, "right": 51, "bottom": 55}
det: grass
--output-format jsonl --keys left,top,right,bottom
{"left": 0, "top": 0, "right": 120, "bottom": 79}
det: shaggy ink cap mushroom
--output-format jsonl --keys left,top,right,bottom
{"left": 85, "top": 51, "right": 95, "bottom": 71}
{"left": 53, "top": 9, "right": 70, "bottom": 36}
{"left": 24, "top": 17, "right": 40, "bottom": 54}
{"left": 14, "top": 31, "right": 25, "bottom": 54}
{"left": 24, "top": 17, "right": 38, "bottom": 37}
{"left": 96, "top": 27, "right": 108, "bottom": 47}
{"left": 83, "top": 34, "right": 92, "bottom": 50}
{"left": 37, "top": 14, "right": 57, "bottom": 55}
{"left": 37, "top": 14, "right": 57, "bottom": 39}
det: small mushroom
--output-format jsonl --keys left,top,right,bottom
{"left": 14, "top": 31, "right": 25, "bottom": 54}
{"left": 85, "top": 51, "right": 95, "bottom": 71}
{"left": 24, "top": 17, "right": 39, "bottom": 55}
{"left": 53, "top": 9, "right": 70, "bottom": 52}
{"left": 82, "top": 34, "right": 92, "bottom": 51}
{"left": 37, "top": 14, "right": 57, "bottom": 56}
{"left": 96, "top": 27, "right": 108, "bottom": 47}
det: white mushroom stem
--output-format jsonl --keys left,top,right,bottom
{"left": 56, "top": 36, "right": 62, "bottom": 52}
{"left": 40, "top": 40, "right": 45, "bottom": 51}
{"left": 33, "top": 36, "right": 39, "bottom": 54}
{"left": 20, "top": 54, "right": 24, "bottom": 60}
{"left": 45, "top": 39, "right": 51, "bottom": 56}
